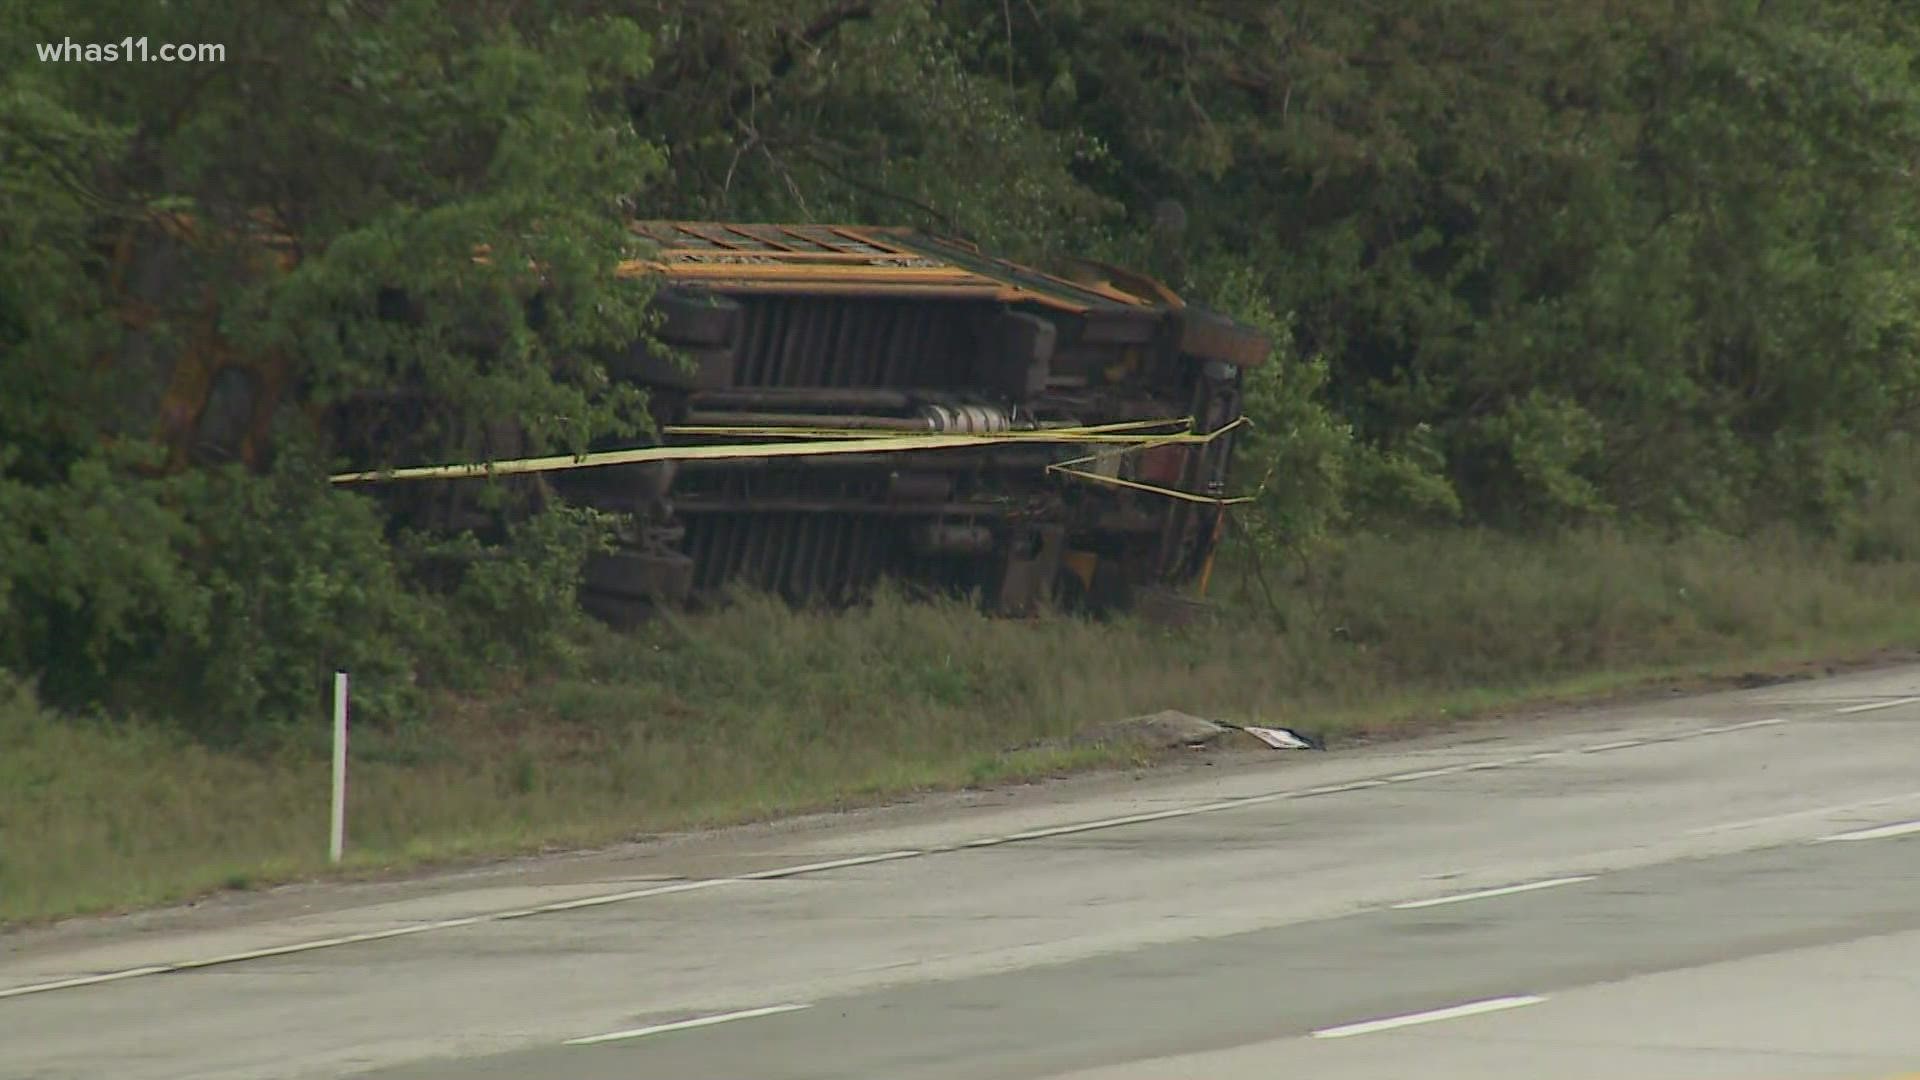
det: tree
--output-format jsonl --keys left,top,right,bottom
{"left": 618, "top": 0, "right": 1119, "bottom": 256}
{"left": 931, "top": 0, "right": 1920, "bottom": 528}
{"left": 0, "top": 0, "right": 667, "bottom": 729}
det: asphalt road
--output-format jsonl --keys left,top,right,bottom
{"left": 5, "top": 664, "right": 1920, "bottom": 1080}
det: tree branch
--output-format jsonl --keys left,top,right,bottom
{"left": 723, "top": 2, "right": 875, "bottom": 123}
{"left": 785, "top": 140, "right": 961, "bottom": 236}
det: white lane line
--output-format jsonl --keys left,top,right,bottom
{"left": 1382, "top": 767, "right": 1468, "bottom": 783}
{"left": 739, "top": 851, "right": 923, "bottom": 878}
{"left": 0, "top": 967, "right": 169, "bottom": 1001}
{"left": 1688, "top": 717, "right": 1788, "bottom": 735}
{"left": 0, "top": 880, "right": 740, "bottom": 999}
{"left": 169, "top": 922, "right": 482, "bottom": 969}
{"left": 1686, "top": 792, "right": 1920, "bottom": 837}
{"left": 565, "top": 1003, "right": 812, "bottom": 1046}
{"left": 1815, "top": 819, "right": 1920, "bottom": 843}
{"left": 522, "top": 877, "right": 734, "bottom": 913}
{"left": 0, "top": 714, "right": 1789, "bottom": 1001}
{"left": 995, "top": 802, "right": 1250, "bottom": 843}
{"left": 1835, "top": 697, "right": 1920, "bottom": 715}
{"left": 1390, "top": 876, "right": 1595, "bottom": 911}
{"left": 1311, "top": 995, "right": 1546, "bottom": 1039}
{"left": 1298, "top": 780, "right": 1387, "bottom": 797}
{"left": 1584, "top": 718, "right": 1787, "bottom": 753}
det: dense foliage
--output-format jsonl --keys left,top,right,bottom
{"left": 1, "top": 0, "right": 659, "bottom": 729}
{"left": 5, "top": 0, "right": 1919, "bottom": 730}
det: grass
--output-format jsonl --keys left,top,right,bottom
{"left": 5, "top": 521, "right": 1920, "bottom": 926}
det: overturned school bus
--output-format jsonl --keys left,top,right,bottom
{"left": 536, "top": 222, "right": 1272, "bottom": 622}
{"left": 126, "top": 215, "right": 1270, "bottom": 621}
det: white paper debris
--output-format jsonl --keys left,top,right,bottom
{"left": 1244, "top": 725, "right": 1321, "bottom": 750}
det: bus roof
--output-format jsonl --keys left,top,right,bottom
{"left": 621, "top": 221, "right": 1177, "bottom": 315}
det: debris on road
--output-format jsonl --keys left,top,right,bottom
{"left": 1240, "top": 725, "right": 1326, "bottom": 751}
{"left": 1070, "top": 712, "right": 1329, "bottom": 753}
{"left": 1071, "top": 710, "right": 1232, "bottom": 750}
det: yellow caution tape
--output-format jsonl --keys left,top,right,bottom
{"left": 664, "top": 427, "right": 1211, "bottom": 443}
{"left": 330, "top": 432, "right": 1012, "bottom": 483}
{"left": 330, "top": 417, "right": 1204, "bottom": 484}
{"left": 328, "top": 414, "right": 1260, "bottom": 508}
{"left": 1045, "top": 418, "right": 1256, "bottom": 506}
{"left": 662, "top": 415, "right": 1201, "bottom": 442}
{"left": 1048, "top": 467, "right": 1257, "bottom": 506}
{"left": 1047, "top": 418, "right": 1248, "bottom": 471}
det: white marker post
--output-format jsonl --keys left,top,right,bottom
{"left": 330, "top": 671, "right": 349, "bottom": 864}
